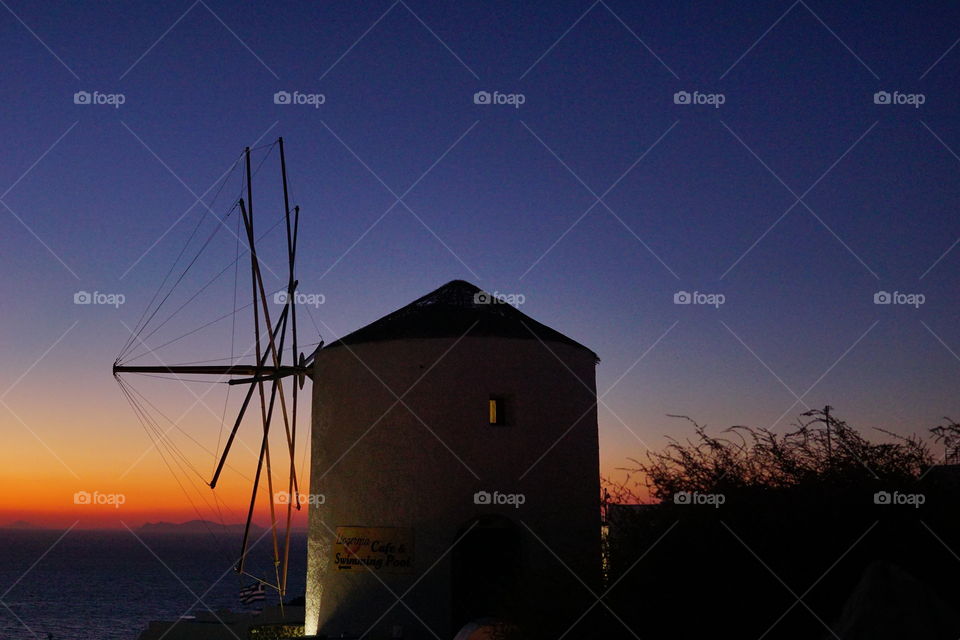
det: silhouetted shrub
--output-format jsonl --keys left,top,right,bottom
{"left": 601, "top": 410, "right": 960, "bottom": 640}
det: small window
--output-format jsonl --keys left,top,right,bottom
{"left": 489, "top": 397, "right": 506, "bottom": 425}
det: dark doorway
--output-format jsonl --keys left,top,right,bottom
{"left": 451, "top": 515, "right": 522, "bottom": 630}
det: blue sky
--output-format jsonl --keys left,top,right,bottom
{"left": 2, "top": 1, "right": 960, "bottom": 502}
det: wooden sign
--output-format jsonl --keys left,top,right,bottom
{"left": 332, "top": 526, "right": 414, "bottom": 573}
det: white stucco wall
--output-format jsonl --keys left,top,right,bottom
{"left": 305, "top": 336, "right": 600, "bottom": 638}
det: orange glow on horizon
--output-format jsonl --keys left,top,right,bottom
{"left": 1, "top": 387, "right": 647, "bottom": 528}
{"left": 0, "top": 412, "right": 312, "bottom": 530}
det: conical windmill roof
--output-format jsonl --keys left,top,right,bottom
{"left": 325, "top": 280, "right": 597, "bottom": 359}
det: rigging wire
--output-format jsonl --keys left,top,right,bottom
{"left": 118, "top": 201, "right": 241, "bottom": 361}
{"left": 119, "top": 300, "right": 255, "bottom": 365}
{"left": 215, "top": 205, "right": 243, "bottom": 476}
{"left": 116, "top": 374, "right": 288, "bottom": 589}
{"left": 123, "top": 342, "right": 323, "bottom": 368}
{"left": 118, "top": 141, "right": 282, "bottom": 365}
{"left": 118, "top": 152, "right": 244, "bottom": 361}
{"left": 119, "top": 376, "right": 221, "bottom": 485}
{"left": 119, "top": 207, "right": 292, "bottom": 364}
{"left": 117, "top": 198, "right": 240, "bottom": 363}
{"left": 118, "top": 364, "right": 290, "bottom": 492}
{"left": 115, "top": 376, "right": 237, "bottom": 566}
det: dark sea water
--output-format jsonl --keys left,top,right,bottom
{"left": 0, "top": 529, "right": 307, "bottom": 640}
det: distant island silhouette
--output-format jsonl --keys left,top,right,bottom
{"left": 137, "top": 519, "right": 265, "bottom": 534}
{"left": 1, "top": 520, "right": 45, "bottom": 529}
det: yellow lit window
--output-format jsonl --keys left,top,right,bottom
{"left": 489, "top": 397, "right": 505, "bottom": 425}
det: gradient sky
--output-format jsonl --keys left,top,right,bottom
{"left": 2, "top": 1, "right": 960, "bottom": 531}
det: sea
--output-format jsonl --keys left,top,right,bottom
{"left": 0, "top": 529, "right": 307, "bottom": 640}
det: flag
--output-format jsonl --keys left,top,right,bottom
{"left": 239, "top": 582, "right": 265, "bottom": 605}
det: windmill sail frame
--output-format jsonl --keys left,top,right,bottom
{"left": 113, "top": 137, "right": 313, "bottom": 596}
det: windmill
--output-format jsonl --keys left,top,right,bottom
{"left": 113, "top": 139, "right": 604, "bottom": 638}
{"left": 113, "top": 138, "right": 315, "bottom": 597}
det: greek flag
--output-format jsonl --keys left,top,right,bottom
{"left": 239, "top": 582, "right": 265, "bottom": 604}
